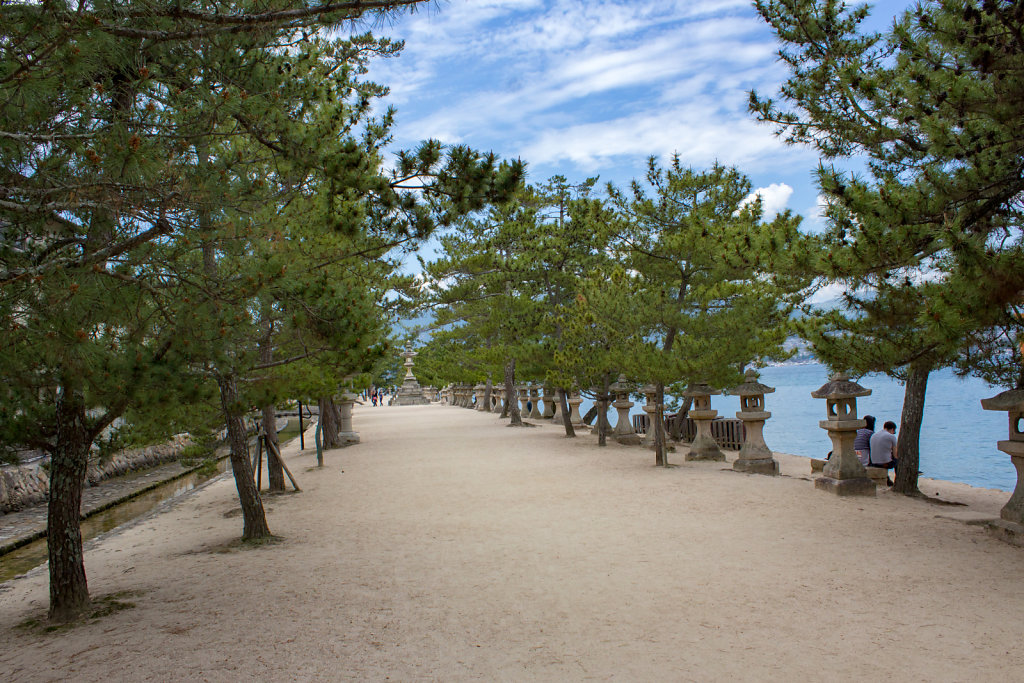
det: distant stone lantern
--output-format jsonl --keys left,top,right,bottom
{"left": 640, "top": 384, "right": 659, "bottom": 448}
{"left": 683, "top": 382, "right": 725, "bottom": 461}
{"left": 567, "top": 389, "right": 584, "bottom": 426}
{"left": 551, "top": 388, "right": 565, "bottom": 425}
{"left": 542, "top": 386, "right": 556, "bottom": 419}
{"left": 609, "top": 374, "right": 641, "bottom": 445}
{"left": 337, "top": 387, "right": 360, "bottom": 446}
{"left": 529, "top": 385, "right": 544, "bottom": 419}
{"left": 518, "top": 385, "right": 530, "bottom": 416}
{"left": 474, "top": 384, "right": 486, "bottom": 411}
{"left": 981, "top": 389, "right": 1024, "bottom": 546}
{"left": 811, "top": 373, "right": 874, "bottom": 496}
{"left": 729, "top": 369, "right": 778, "bottom": 476}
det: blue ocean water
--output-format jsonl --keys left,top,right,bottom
{"left": 574, "top": 363, "right": 1015, "bottom": 491}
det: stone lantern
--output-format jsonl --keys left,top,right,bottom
{"left": 529, "top": 385, "right": 544, "bottom": 419}
{"left": 567, "top": 389, "right": 584, "bottom": 426}
{"left": 394, "top": 342, "right": 430, "bottom": 405}
{"left": 729, "top": 369, "right": 778, "bottom": 476}
{"left": 474, "top": 384, "right": 486, "bottom": 411}
{"left": 683, "top": 382, "right": 725, "bottom": 461}
{"left": 640, "top": 384, "right": 659, "bottom": 448}
{"left": 811, "top": 373, "right": 874, "bottom": 496}
{"left": 609, "top": 374, "right": 641, "bottom": 445}
{"left": 551, "top": 388, "right": 565, "bottom": 425}
{"left": 542, "top": 386, "right": 556, "bottom": 419}
{"left": 517, "top": 385, "right": 530, "bottom": 416}
{"left": 981, "top": 389, "right": 1024, "bottom": 545}
{"left": 337, "top": 387, "right": 360, "bottom": 446}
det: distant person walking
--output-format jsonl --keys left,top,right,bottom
{"left": 869, "top": 420, "right": 899, "bottom": 484}
{"left": 854, "top": 415, "right": 876, "bottom": 467}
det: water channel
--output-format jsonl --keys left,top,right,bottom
{"left": 0, "top": 424, "right": 302, "bottom": 583}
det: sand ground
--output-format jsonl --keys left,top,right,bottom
{"left": 1, "top": 403, "right": 1022, "bottom": 682}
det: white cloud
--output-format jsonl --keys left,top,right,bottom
{"left": 740, "top": 183, "right": 794, "bottom": 219}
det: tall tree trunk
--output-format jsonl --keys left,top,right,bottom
{"left": 582, "top": 404, "right": 598, "bottom": 426}
{"left": 218, "top": 376, "right": 271, "bottom": 540}
{"left": 258, "top": 306, "right": 284, "bottom": 492}
{"left": 669, "top": 396, "right": 693, "bottom": 442}
{"left": 197, "top": 140, "right": 270, "bottom": 540}
{"left": 505, "top": 359, "right": 522, "bottom": 426}
{"left": 47, "top": 383, "right": 91, "bottom": 622}
{"left": 893, "top": 362, "right": 930, "bottom": 496}
{"left": 654, "top": 382, "right": 668, "bottom": 467}
{"left": 558, "top": 388, "right": 576, "bottom": 438}
{"left": 597, "top": 373, "right": 610, "bottom": 447}
{"left": 483, "top": 377, "right": 493, "bottom": 412}
{"left": 318, "top": 397, "right": 341, "bottom": 448}
{"left": 261, "top": 405, "right": 285, "bottom": 492}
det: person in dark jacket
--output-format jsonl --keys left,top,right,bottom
{"left": 854, "top": 414, "right": 876, "bottom": 466}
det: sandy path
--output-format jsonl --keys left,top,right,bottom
{"left": 1, "top": 404, "right": 1022, "bottom": 682}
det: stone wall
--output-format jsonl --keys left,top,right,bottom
{"left": 0, "top": 435, "right": 190, "bottom": 515}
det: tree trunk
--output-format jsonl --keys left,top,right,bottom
{"left": 669, "top": 396, "right": 693, "bottom": 441}
{"left": 261, "top": 405, "right": 285, "bottom": 492}
{"left": 483, "top": 378, "right": 493, "bottom": 412}
{"left": 47, "top": 384, "right": 91, "bottom": 622}
{"left": 318, "top": 397, "right": 341, "bottom": 448}
{"left": 505, "top": 359, "right": 523, "bottom": 426}
{"left": 559, "top": 387, "right": 576, "bottom": 438}
{"left": 893, "top": 362, "right": 930, "bottom": 495}
{"left": 582, "top": 405, "right": 598, "bottom": 426}
{"left": 597, "top": 395, "right": 608, "bottom": 447}
{"left": 654, "top": 382, "right": 668, "bottom": 467}
{"left": 218, "top": 377, "right": 271, "bottom": 540}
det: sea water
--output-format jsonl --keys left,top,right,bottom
{"left": 573, "top": 363, "right": 1014, "bottom": 492}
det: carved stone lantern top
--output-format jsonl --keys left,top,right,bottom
{"left": 981, "top": 389, "right": 1024, "bottom": 444}
{"left": 641, "top": 383, "right": 658, "bottom": 400}
{"left": 730, "top": 369, "right": 774, "bottom": 414}
{"left": 609, "top": 374, "right": 631, "bottom": 397}
{"left": 730, "top": 369, "right": 775, "bottom": 396}
{"left": 810, "top": 372, "right": 871, "bottom": 399}
{"left": 682, "top": 382, "right": 720, "bottom": 398}
{"left": 683, "top": 381, "right": 719, "bottom": 414}
{"left": 811, "top": 372, "right": 871, "bottom": 423}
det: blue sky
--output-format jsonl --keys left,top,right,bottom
{"left": 367, "top": 0, "right": 912, "bottom": 266}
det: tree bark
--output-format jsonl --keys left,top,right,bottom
{"left": 318, "top": 396, "right": 341, "bottom": 448}
{"left": 261, "top": 405, "right": 285, "bottom": 493}
{"left": 893, "top": 362, "right": 930, "bottom": 495}
{"left": 654, "top": 382, "right": 668, "bottom": 467}
{"left": 505, "top": 359, "right": 523, "bottom": 426}
{"left": 47, "top": 383, "right": 91, "bottom": 622}
{"left": 218, "top": 376, "right": 271, "bottom": 540}
{"left": 483, "top": 377, "right": 493, "bottom": 412}
{"left": 669, "top": 396, "right": 693, "bottom": 442}
{"left": 597, "top": 373, "right": 610, "bottom": 447}
{"left": 558, "top": 387, "right": 576, "bottom": 438}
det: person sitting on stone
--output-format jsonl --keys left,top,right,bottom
{"left": 854, "top": 414, "right": 876, "bottom": 467}
{"left": 868, "top": 420, "right": 898, "bottom": 484}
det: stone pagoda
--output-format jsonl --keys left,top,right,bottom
{"left": 393, "top": 342, "right": 430, "bottom": 406}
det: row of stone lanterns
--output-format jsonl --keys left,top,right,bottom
{"left": 435, "top": 364, "right": 1024, "bottom": 548}
{"left": 442, "top": 382, "right": 587, "bottom": 425}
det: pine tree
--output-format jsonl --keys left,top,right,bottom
{"left": 750, "top": 0, "right": 1024, "bottom": 494}
{"left": 608, "top": 158, "right": 810, "bottom": 466}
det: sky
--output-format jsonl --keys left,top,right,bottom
{"left": 361, "top": 0, "right": 913, "bottom": 276}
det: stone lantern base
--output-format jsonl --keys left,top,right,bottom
{"left": 987, "top": 520, "right": 1024, "bottom": 547}
{"left": 615, "top": 431, "right": 642, "bottom": 446}
{"left": 733, "top": 457, "right": 779, "bottom": 476}
{"left": 814, "top": 476, "right": 876, "bottom": 497}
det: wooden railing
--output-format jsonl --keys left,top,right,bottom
{"left": 632, "top": 414, "right": 745, "bottom": 451}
